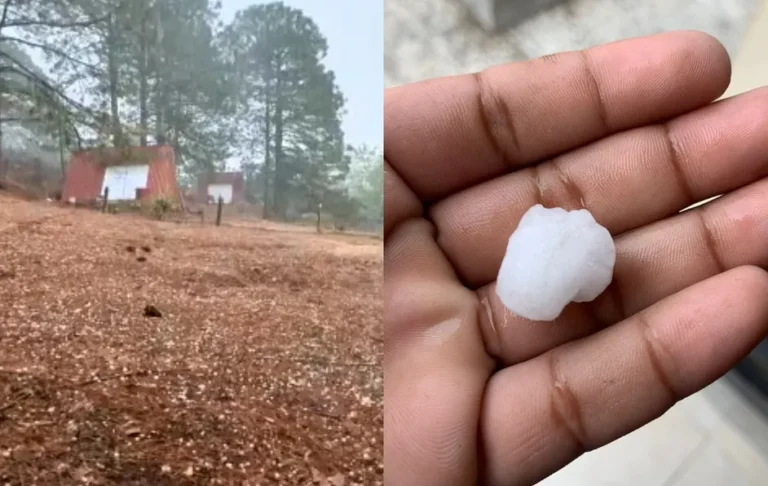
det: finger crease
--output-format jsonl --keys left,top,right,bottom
{"left": 638, "top": 314, "right": 678, "bottom": 405}
{"left": 477, "top": 294, "right": 505, "bottom": 360}
{"left": 383, "top": 158, "right": 424, "bottom": 238}
{"left": 550, "top": 159, "right": 586, "bottom": 209}
{"left": 578, "top": 51, "right": 610, "bottom": 134}
{"left": 606, "top": 279, "right": 627, "bottom": 322}
{"left": 695, "top": 209, "right": 726, "bottom": 274}
{"left": 531, "top": 161, "right": 585, "bottom": 210}
{"left": 661, "top": 124, "right": 696, "bottom": 208}
{"left": 532, "top": 164, "right": 550, "bottom": 207}
{"left": 584, "top": 278, "right": 625, "bottom": 332}
{"left": 548, "top": 351, "right": 588, "bottom": 453}
{"left": 472, "top": 70, "right": 522, "bottom": 168}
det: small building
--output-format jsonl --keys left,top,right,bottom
{"left": 62, "top": 145, "right": 180, "bottom": 205}
{"left": 197, "top": 171, "right": 244, "bottom": 204}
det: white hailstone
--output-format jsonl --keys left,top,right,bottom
{"left": 496, "top": 204, "right": 616, "bottom": 322}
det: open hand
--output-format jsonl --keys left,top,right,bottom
{"left": 384, "top": 31, "right": 768, "bottom": 486}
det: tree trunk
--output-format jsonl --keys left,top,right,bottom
{"left": 155, "top": 104, "right": 164, "bottom": 143}
{"left": 0, "top": 125, "right": 5, "bottom": 179}
{"left": 152, "top": 0, "right": 166, "bottom": 145}
{"left": 0, "top": 80, "right": 4, "bottom": 179}
{"left": 155, "top": 82, "right": 168, "bottom": 144}
{"left": 138, "top": 12, "right": 149, "bottom": 146}
{"left": 0, "top": 0, "right": 8, "bottom": 179}
{"left": 58, "top": 118, "right": 66, "bottom": 180}
{"left": 262, "top": 96, "right": 271, "bottom": 219}
{"left": 169, "top": 88, "right": 181, "bottom": 149}
{"left": 272, "top": 72, "right": 285, "bottom": 220}
{"left": 107, "top": 14, "right": 123, "bottom": 147}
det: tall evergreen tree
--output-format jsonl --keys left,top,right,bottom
{"left": 221, "top": 1, "right": 348, "bottom": 219}
{"left": 0, "top": 0, "right": 380, "bottom": 229}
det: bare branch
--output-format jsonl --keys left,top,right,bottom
{"left": 0, "top": 52, "right": 91, "bottom": 114}
{"left": 0, "top": 116, "right": 45, "bottom": 122}
{"left": 252, "top": 355, "right": 379, "bottom": 368}
{"left": 5, "top": 15, "right": 108, "bottom": 29}
{"left": 74, "top": 369, "right": 153, "bottom": 387}
{"left": 0, "top": 0, "right": 12, "bottom": 30}
{"left": 0, "top": 58, "right": 87, "bottom": 146}
{"left": 0, "top": 35, "right": 104, "bottom": 73}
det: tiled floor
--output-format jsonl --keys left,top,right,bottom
{"left": 723, "top": 0, "right": 768, "bottom": 98}
{"left": 538, "top": 376, "right": 768, "bottom": 485}
{"left": 384, "top": 0, "right": 758, "bottom": 87}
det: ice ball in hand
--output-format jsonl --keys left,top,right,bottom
{"left": 495, "top": 204, "right": 616, "bottom": 322}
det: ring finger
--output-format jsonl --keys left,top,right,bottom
{"left": 476, "top": 176, "right": 768, "bottom": 365}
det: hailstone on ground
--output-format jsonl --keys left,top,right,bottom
{"left": 495, "top": 204, "right": 616, "bottom": 322}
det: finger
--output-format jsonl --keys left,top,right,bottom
{"left": 384, "top": 218, "right": 493, "bottom": 486}
{"left": 385, "top": 31, "right": 731, "bottom": 203}
{"left": 384, "top": 160, "right": 421, "bottom": 237}
{"left": 480, "top": 266, "right": 768, "bottom": 486}
{"left": 476, "top": 176, "right": 768, "bottom": 365}
{"left": 432, "top": 87, "right": 768, "bottom": 287}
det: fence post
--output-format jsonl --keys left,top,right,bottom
{"left": 215, "top": 196, "right": 223, "bottom": 226}
{"left": 103, "top": 186, "right": 109, "bottom": 212}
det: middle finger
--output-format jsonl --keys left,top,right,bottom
{"left": 431, "top": 87, "right": 768, "bottom": 287}
{"left": 475, "top": 176, "right": 768, "bottom": 366}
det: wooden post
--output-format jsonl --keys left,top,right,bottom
{"left": 316, "top": 202, "right": 322, "bottom": 233}
{"left": 215, "top": 196, "right": 223, "bottom": 226}
{"left": 103, "top": 186, "right": 109, "bottom": 212}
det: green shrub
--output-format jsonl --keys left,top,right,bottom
{"left": 152, "top": 198, "right": 172, "bottom": 220}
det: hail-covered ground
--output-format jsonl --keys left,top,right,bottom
{"left": 0, "top": 193, "right": 382, "bottom": 485}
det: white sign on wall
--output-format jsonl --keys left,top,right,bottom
{"left": 101, "top": 165, "right": 150, "bottom": 201}
{"left": 207, "top": 183, "right": 233, "bottom": 204}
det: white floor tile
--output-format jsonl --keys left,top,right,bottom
{"left": 537, "top": 376, "right": 768, "bottom": 486}
{"left": 666, "top": 439, "right": 753, "bottom": 486}
{"left": 676, "top": 380, "right": 739, "bottom": 432}
{"left": 538, "top": 404, "right": 706, "bottom": 486}
{"left": 703, "top": 414, "right": 768, "bottom": 483}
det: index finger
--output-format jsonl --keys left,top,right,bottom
{"left": 384, "top": 31, "right": 731, "bottom": 203}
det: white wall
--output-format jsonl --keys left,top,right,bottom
{"left": 101, "top": 165, "right": 149, "bottom": 201}
{"left": 207, "top": 183, "right": 234, "bottom": 204}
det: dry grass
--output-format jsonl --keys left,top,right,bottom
{"left": 0, "top": 194, "right": 382, "bottom": 485}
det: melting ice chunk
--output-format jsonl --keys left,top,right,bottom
{"left": 495, "top": 204, "right": 616, "bottom": 322}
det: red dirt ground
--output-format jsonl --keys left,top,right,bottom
{"left": 0, "top": 194, "right": 382, "bottom": 485}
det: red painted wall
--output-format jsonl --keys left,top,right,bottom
{"left": 143, "top": 145, "right": 180, "bottom": 203}
{"left": 62, "top": 145, "right": 180, "bottom": 204}
{"left": 61, "top": 151, "right": 105, "bottom": 202}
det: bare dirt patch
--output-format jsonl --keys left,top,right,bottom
{"left": 0, "top": 194, "right": 382, "bottom": 485}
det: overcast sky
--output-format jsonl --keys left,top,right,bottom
{"left": 220, "top": 0, "right": 383, "bottom": 149}
{"left": 20, "top": 0, "right": 382, "bottom": 153}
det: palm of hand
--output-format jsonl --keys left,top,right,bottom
{"left": 384, "top": 31, "right": 768, "bottom": 486}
